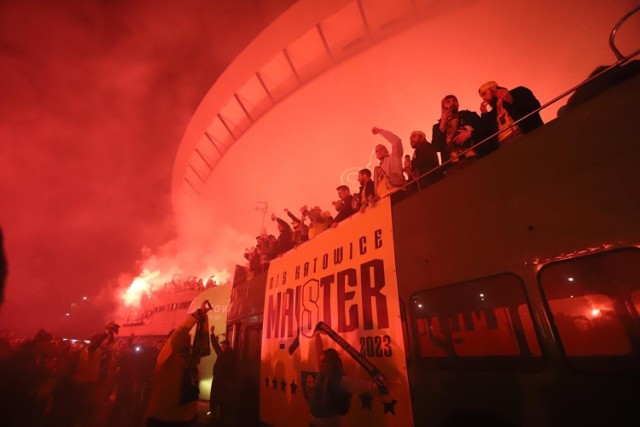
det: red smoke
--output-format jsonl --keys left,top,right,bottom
{"left": 0, "top": 0, "right": 296, "bottom": 338}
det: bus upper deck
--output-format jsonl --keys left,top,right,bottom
{"left": 223, "top": 12, "right": 640, "bottom": 425}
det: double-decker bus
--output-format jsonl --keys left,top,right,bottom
{"left": 223, "top": 13, "right": 640, "bottom": 426}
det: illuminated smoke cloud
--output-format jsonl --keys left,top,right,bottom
{"left": 0, "top": 0, "right": 296, "bottom": 337}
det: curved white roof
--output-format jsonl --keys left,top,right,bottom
{"left": 172, "top": 0, "right": 640, "bottom": 257}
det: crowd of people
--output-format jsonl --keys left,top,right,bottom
{"left": 240, "top": 81, "right": 544, "bottom": 278}
{"left": 145, "top": 275, "right": 221, "bottom": 298}
{"left": 0, "top": 324, "right": 166, "bottom": 427}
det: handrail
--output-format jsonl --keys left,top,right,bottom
{"left": 399, "top": 34, "right": 640, "bottom": 195}
{"left": 609, "top": 5, "right": 640, "bottom": 61}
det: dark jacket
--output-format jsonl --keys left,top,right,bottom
{"left": 432, "top": 109, "right": 494, "bottom": 164}
{"left": 211, "top": 338, "right": 236, "bottom": 383}
{"left": 272, "top": 218, "right": 294, "bottom": 257}
{"left": 334, "top": 195, "right": 357, "bottom": 223}
{"left": 481, "top": 86, "right": 543, "bottom": 136}
{"left": 411, "top": 140, "right": 440, "bottom": 176}
{"left": 356, "top": 180, "right": 375, "bottom": 206}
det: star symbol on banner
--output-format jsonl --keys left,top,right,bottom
{"left": 280, "top": 379, "right": 287, "bottom": 391}
{"left": 265, "top": 376, "right": 270, "bottom": 388}
{"left": 383, "top": 399, "right": 398, "bottom": 415}
{"left": 359, "top": 393, "right": 373, "bottom": 410}
{"left": 272, "top": 378, "right": 278, "bottom": 389}
{"left": 290, "top": 381, "right": 298, "bottom": 395}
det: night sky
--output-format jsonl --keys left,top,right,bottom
{"left": 0, "top": 0, "right": 296, "bottom": 337}
{"left": 2, "top": 0, "right": 638, "bottom": 339}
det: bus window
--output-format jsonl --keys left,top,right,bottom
{"left": 411, "top": 273, "right": 543, "bottom": 372}
{"left": 539, "top": 248, "right": 640, "bottom": 373}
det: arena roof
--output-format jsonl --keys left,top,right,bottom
{"left": 172, "top": 0, "right": 640, "bottom": 246}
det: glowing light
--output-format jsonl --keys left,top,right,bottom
{"left": 591, "top": 309, "right": 600, "bottom": 316}
{"left": 121, "top": 268, "right": 162, "bottom": 307}
{"left": 120, "top": 263, "right": 231, "bottom": 308}
{"left": 567, "top": 277, "right": 574, "bottom": 282}
{"left": 199, "top": 377, "right": 213, "bottom": 400}
{"left": 65, "top": 312, "right": 71, "bottom": 317}
{"left": 417, "top": 304, "right": 423, "bottom": 308}
{"left": 479, "top": 293, "right": 485, "bottom": 298}
{"left": 82, "top": 296, "right": 88, "bottom": 301}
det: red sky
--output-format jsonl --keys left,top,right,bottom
{"left": 2, "top": 0, "right": 638, "bottom": 339}
{"left": 0, "top": 0, "right": 296, "bottom": 337}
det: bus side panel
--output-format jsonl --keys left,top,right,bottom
{"left": 392, "top": 74, "right": 640, "bottom": 426}
{"left": 259, "top": 197, "right": 413, "bottom": 427}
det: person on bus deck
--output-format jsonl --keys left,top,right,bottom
{"left": 269, "top": 214, "right": 294, "bottom": 258}
{"left": 209, "top": 325, "right": 237, "bottom": 427}
{"left": 432, "top": 95, "right": 493, "bottom": 169}
{"left": 478, "top": 81, "right": 543, "bottom": 145}
{"left": 402, "top": 154, "right": 413, "bottom": 181}
{"left": 302, "top": 205, "right": 333, "bottom": 239}
{"left": 309, "top": 331, "right": 383, "bottom": 427}
{"left": 355, "top": 168, "right": 375, "bottom": 212}
{"left": 371, "top": 126, "right": 405, "bottom": 199}
{"left": 409, "top": 130, "right": 444, "bottom": 186}
{"left": 332, "top": 185, "right": 358, "bottom": 226}
{"left": 284, "top": 208, "right": 309, "bottom": 246}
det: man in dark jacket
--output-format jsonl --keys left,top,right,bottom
{"left": 270, "top": 215, "right": 294, "bottom": 258}
{"left": 333, "top": 185, "right": 358, "bottom": 224}
{"left": 409, "top": 130, "right": 443, "bottom": 186}
{"left": 478, "top": 81, "right": 543, "bottom": 145}
{"left": 355, "top": 169, "right": 375, "bottom": 212}
{"left": 210, "top": 326, "right": 236, "bottom": 426}
{"left": 432, "top": 95, "right": 494, "bottom": 167}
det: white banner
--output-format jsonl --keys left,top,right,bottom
{"left": 260, "top": 198, "right": 413, "bottom": 426}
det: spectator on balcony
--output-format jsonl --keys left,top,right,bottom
{"left": 303, "top": 205, "right": 333, "bottom": 239}
{"left": 371, "top": 126, "right": 405, "bottom": 199}
{"left": 356, "top": 169, "right": 375, "bottom": 212}
{"left": 332, "top": 185, "right": 358, "bottom": 225}
{"left": 285, "top": 208, "right": 309, "bottom": 246}
{"left": 409, "top": 130, "right": 443, "bottom": 185}
{"left": 270, "top": 214, "right": 294, "bottom": 258}
{"left": 403, "top": 154, "right": 414, "bottom": 182}
{"left": 478, "top": 81, "right": 543, "bottom": 145}
{"left": 432, "top": 95, "right": 492, "bottom": 168}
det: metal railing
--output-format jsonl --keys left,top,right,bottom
{"left": 400, "top": 6, "right": 640, "bottom": 195}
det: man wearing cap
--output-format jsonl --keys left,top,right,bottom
{"left": 371, "top": 126, "right": 405, "bottom": 199}
{"left": 210, "top": 325, "right": 236, "bottom": 426}
{"left": 432, "top": 95, "right": 493, "bottom": 167}
{"left": 303, "top": 205, "right": 333, "bottom": 239}
{"left": 478, "top": 81, "right": 543, "bottom": 145}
